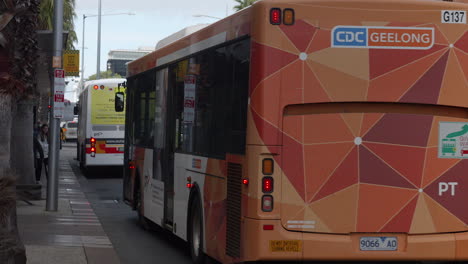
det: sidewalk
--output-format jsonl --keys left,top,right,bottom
{"left": 16, "top": 148, "right": 120, "bottom": 264}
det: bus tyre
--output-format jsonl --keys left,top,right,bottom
{"left": 79, "top": 144, "right": 84, "bottom": 170}
{"left": 76, "top": 141, "right": 80, "bottom": 160}
{"left": 189, "top": 195, "right": 205, "bottom": 264}
{"left": 135, "top": 185, "right": 150, "bottom": 230}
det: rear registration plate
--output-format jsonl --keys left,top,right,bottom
{"left": 360, "top": 237, "right": 397, "bottom": 251}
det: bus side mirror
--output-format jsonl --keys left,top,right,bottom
{"left": 73, "top": 105, "right": 79, "bottom": 115}
{"left": 115, "top": 92, "right": 124, "bottom": 112}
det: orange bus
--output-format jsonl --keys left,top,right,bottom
{"left": 119, "top": 0, "right": 468, "bottom": 262}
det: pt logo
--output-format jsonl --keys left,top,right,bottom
{"left": 439, "top": 182, "right": 458, "bottom": 196}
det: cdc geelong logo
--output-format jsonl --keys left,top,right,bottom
{"left": 332, "top": 26, "right": 434, "bottom": 50}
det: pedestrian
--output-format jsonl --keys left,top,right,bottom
{"left": 34, "top": 123, "right": 49, "bottom": 183}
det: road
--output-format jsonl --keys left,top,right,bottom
{"left": 62, "top": 142, "right": 428, "bottom": 264}
{"left": 63, "top": 142, "right": 194, "bottom": 264}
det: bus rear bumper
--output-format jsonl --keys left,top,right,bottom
{"left": 242, "top": 218, "right": 468, "bottom": 261}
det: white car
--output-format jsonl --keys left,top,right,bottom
{"left": 62, "top": 121, "right": 78, "bottom": 141}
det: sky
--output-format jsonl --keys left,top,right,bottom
{"left": 66, "top": 0, "right": 237, "bottom": 101}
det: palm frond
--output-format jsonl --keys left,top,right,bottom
{"left": 233, "top": 0, "right": 258, "bottom": 11}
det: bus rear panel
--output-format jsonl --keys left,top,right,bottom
{"left": 243, "top": 0, "right": 468, "bottom": 262}
{"left": 77, "top": 78, "right": 126, "bottom": 169}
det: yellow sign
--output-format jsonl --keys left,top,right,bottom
{"left": 91, "top": 86, "right": 125, "bottom": 125}
{"left": 269, "top": 240, "right": 302, "bottom": 252}
{"left": 64, "top": 50, "right": 80, "bottom": 76}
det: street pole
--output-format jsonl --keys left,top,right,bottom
{"left": 80, "top": 14, "right": 86, "bottom": 91}
{"left": 96, "top": 0, "right": 102, "bottom": 79}
{"left": 47, "top": 0, "right": 63, "bottom": 211}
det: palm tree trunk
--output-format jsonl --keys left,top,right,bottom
{"left": 0, "top": 96, "right": 26, "bottom": 264}
{"left": 0, "top": 171, "right": 26, "bottom": 264}
{"left": 0, "top": 94, "right": 12, "bottom": 169}
{"left": 11, "top": 99, "right": 35, "bottom": 185}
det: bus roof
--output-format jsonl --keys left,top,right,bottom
{"left": 127, "top": 0, "right": 466, "bottom": 77}
{"left": 127, "top": 5, "right": 252, "bottom": 76}
{"left": 84, "top": 78, "right": 126, "bottom": 88}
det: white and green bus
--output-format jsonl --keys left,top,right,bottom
{"left": 76, "top": 78, "right": 126, "bottom": 170}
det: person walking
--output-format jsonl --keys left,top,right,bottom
{"left": 34, "top": 124, "right": 49, "bottom": 183}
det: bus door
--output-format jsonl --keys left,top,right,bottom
{"left": 153, "top": 68, "right": 175, "bottom": 227}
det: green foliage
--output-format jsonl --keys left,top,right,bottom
{"left": 87, "top": 71, "right": 122, "bottom": 80}
{"left": 38, "top": 0, "right": 77, "bottom": 50}
{"left": 233, "top": 0, "right": 258, "bottom": 11}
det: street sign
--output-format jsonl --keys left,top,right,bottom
{"left": 183, "top": 75, "right": 196, "bottom": 123}
{"left": 52, "top": 56, "right": 62, "bottom": 68}
{"left": 63, "top": 50, "right": 80, "bottom": 76}
{"left": 53, "top": 69, "right": 65, "bottom": 118}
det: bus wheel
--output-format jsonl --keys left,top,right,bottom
{"left": 189, "top": 195, "right": 205, "bottom": 264}
{"left": 76, "top": 141, "right": 80, "bottom": 160}
{"left": 79, "top": 144, "right": 85, "bottom": 170}
{"left": 135, "top": 185, "right": 150, "bottom": 230}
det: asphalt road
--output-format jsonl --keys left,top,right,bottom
{"left": 63, "top": 142, "right": 194, "bottom": 264}
{"left": 61, "top": 142, "right": 433, "bottom": 264}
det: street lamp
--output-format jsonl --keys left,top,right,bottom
{"left": 97, "top": 0, "right": 135, "bottom": 79}
{"left": 80, "top": 8, "right": 135, "bottom": 86}
{"left": 193, "top": 14, "right": 222, "bottom": 20}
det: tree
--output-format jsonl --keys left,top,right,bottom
{"left": 38, "top": 0, "right": 77, "bottom": 50}
{"left": 0, "top": 0, "right": 37, "bottom": 262}
{"left": 87, "top": 71, "right": 122, "bottom": 80}
{"left": 233, "top": 0, "right": 257, "bottom": 11}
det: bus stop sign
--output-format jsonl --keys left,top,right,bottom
{"left": 53, "top": 69, "right": 65, "bottom": 118}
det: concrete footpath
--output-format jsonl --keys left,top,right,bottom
{"left": 16, "top": 147, "right": 121, "bottom": 264}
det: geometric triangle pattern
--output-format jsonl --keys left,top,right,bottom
{"left": 359, "top": 146, "right": 415, "bottom": 189}
{"left": 380, "top": 195, "right": 418, "bottom": 233}
{"left": 247, "top": 16, "right": 468, "bottom": 235}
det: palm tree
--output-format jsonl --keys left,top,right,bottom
{"left": 35, "top": 0, "right": 77, "bottom": 125}
{"left": 0, "top": 0, "right": 37, "bottom": 262}
{"left": 38, "top": 0, "right": 77, "bottom": 50}
{"left": 233, "top": 0, "right": 258, "bottom": 11}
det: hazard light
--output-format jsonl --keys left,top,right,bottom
{"left": 283, "top": 8, "right": 295, "bottom": 25}
{"left": 262, "top": 158, "right": 274, "bottom": 175}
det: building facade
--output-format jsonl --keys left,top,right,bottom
{"left": 107, "top": 47, "right": 154, "bottom": 77}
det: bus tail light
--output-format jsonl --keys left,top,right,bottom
{"left": 90, "top": 137, "right": 96, "bottom": 157}
{"left": 262, "top": 195, "right": 273, "bottom": 212}
{"left": 270, "top": 8, "right": 281, "bottom": 25}
{"left": 93, "top": 85, "right": 99, "bottom": 90}
{"left": 263, "top": 224, "right": 274, "bottom": 230}
{"left": 262, "top": 176, "right": 274, "bottom": 193}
